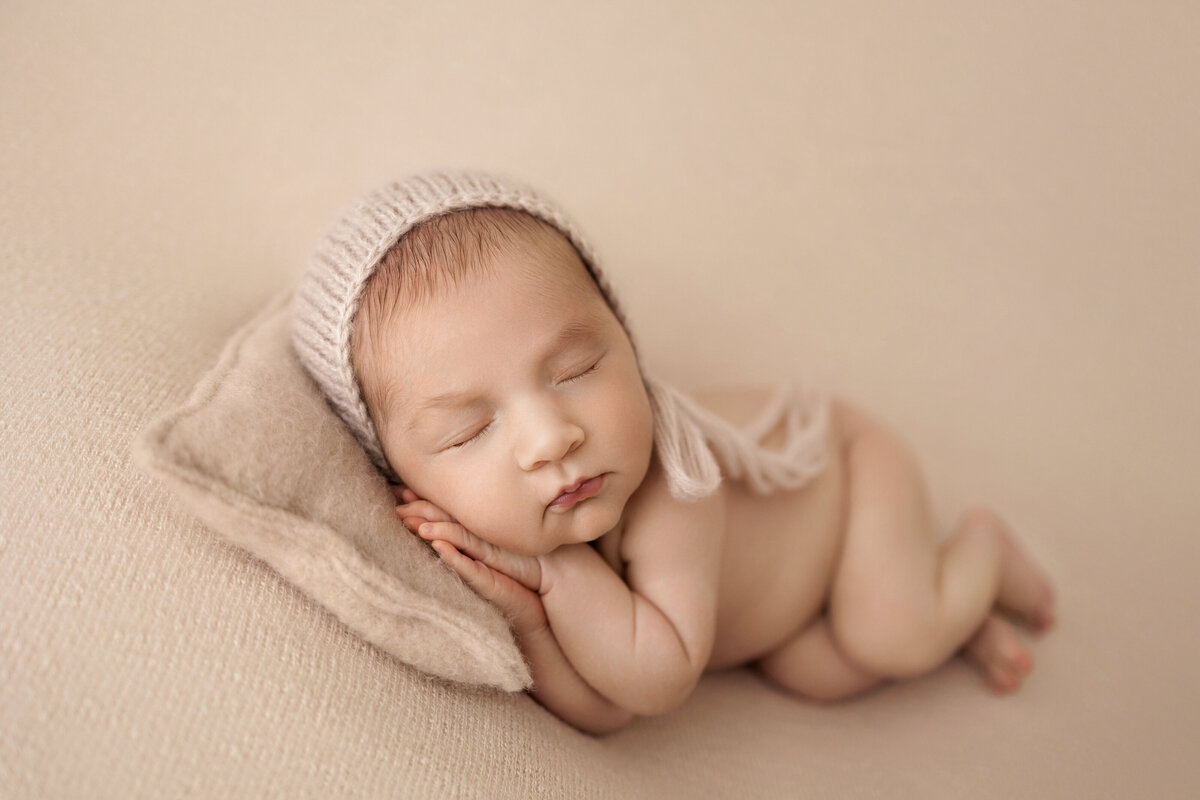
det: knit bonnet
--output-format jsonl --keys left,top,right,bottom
{"left": 291, "top": 170, "right": 828, "bottom": 501}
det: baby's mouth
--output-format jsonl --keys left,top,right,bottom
{"left": 549, "top": 475, "right": 605, "bottom": 511}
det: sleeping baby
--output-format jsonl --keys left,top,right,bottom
{"left": 291, "top": 171, "right": 1056, "bottom": 735}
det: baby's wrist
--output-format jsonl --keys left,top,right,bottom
{"left": 535, "top": 543, "right": 594, "bottom": 597}
{"left": 534, "top": 553, "right": 552, "bottom": 595}
{"left": 512, "top": 613, "right": 551, "bottom": 640}
{"left": 507, "top": 599, "right": 552, "bottom": 642}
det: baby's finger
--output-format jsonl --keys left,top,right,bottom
{"left": 418, "top": 521, "right": 540, "bottom": 592}
{"left": 395, "top": 499, "right": 455, "bottom": 524}
{"left": 399, "top": 514, "right": 428, "bottom": 533}
{"left": 431, "top": 540, "right": 497, "bottom": 592}
{"left": 390, "top": 486, "right": 423, "bottom": 508}
{"left": 417, "top": 522, "right": 503, "bottom": 573}
{"left": 430, "top": 541, "right": 547, "bottom": 632}
{"left": 416, "top": 520, "right": 476, "bottom": 551}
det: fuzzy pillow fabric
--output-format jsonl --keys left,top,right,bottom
{"left": 133, "top": 291, "right": 532, "bottom": 691}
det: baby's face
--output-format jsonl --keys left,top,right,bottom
{"left": 364, "top": 241, "right": 654, "bottom": 557}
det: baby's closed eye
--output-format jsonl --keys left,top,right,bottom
{"left": 447, "top": 420, "right": 493, "bottom": 449}
{"left": 559, "top": 359, "right": 601, "bottom": 385}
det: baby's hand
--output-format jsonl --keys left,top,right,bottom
{"left": 393, "top": 487, "right": 547, "bottom": 633}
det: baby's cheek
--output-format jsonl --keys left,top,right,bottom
{"left": 451, "top": 477, "right": 526, "bottom": 536}
{"left": 613, "top": 383, "right": 654, "bottom": 453}
{"left": 395, "top": 461, "right": 465, "bottom": 522}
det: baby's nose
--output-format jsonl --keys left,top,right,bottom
{"left": 516, "top": 411, "right": 584, "bottom": 471}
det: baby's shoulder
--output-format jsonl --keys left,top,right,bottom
{"left": 617, "top": 452, "right": 727, "bottom": 570}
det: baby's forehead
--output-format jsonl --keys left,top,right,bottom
{"left": 376, "top": 299, "right": 617, "bottom": 435}
{"left": 379, "top": 264, "right": 613, "bottom": 362}
{"left": 359, "top": 255, "right": 615, "bottom": 406}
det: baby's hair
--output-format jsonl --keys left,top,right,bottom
{"left": 351, "top": 207, "right": 596, "bottom": 441}
{"left": 365, "top": 207, "right": 569, "bottom": 311}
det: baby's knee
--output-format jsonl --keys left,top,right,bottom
{"left": 956, "top": 506, "right": 1009, "bottom": 543}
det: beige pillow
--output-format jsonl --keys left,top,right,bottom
{"left": 133, "top": 291, "right": 531, "bottom": 691}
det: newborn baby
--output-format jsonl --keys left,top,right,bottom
{"left": 292, "top": 172, "right": 1055, "bottom": 735}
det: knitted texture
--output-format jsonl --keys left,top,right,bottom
{"left": 292, "top": 170, "right": 829, "bottom": 500}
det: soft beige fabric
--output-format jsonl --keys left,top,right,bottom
{"left": 4, "top": 2, "right": 1199, "bottom": 799}
{"left": 132, "top": 291, "right": 530, "bottom": 691}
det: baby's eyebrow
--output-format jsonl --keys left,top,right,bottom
{"left": 546, "top": 319, "right": 603, "bottom": 352}
{"left": 400, "top": 319, "right": 604, "bottom": 430}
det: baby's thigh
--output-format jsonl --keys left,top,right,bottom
{"left": 827, "top": 400, "right": 941, "bottom": 610}
{"left": 835, "top": 399, "right": 937, "bottom": 548}
{"left": 755, "top": 615, "right": 882, "bottom": 703}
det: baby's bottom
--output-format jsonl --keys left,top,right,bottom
{"left": 757, "top": 401, "right": 1055, "bottom": 700}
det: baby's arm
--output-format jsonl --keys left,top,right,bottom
{"left": 400, "top": 459, "right": 725, "bottom": 719}
{"left": 513, "top": 613, "right": 636, "bottom": 735}
{"left": 397, "top": 491, "right": 633, "bottom": 735}
{"left": 538, "top": 463, "right": 725, "bottom": 716}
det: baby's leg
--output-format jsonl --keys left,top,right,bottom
{"left": 826, "top": 401, "right": 1053, "bottom": 680}
{"left": 963, "top": 507, "right": 1057, "bottom": 633}
{"left": 756, "top": 616, "right": 884, "bottom": 703}
{"left": 960, "top": 614, "right": 1035, "bottom": 692}
{"left": 759, "top": 612, "right": 1038, "bottom": 700}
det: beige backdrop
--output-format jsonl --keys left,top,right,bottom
{"left": 3, "top": 1, "right": 1198, "bottom": 797}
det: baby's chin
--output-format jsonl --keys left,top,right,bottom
{"left": 477, "top": 501, "right": 622, "bottom": 557}
{"left": 558, "top": 494, "right": 626, "bottom": 547}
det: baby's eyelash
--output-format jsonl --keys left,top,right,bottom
{"left": 561, "top": 359, "right": 601, "bottom": 385}
{"left": 448, "top": 421, "right": 492, "bottom": 449}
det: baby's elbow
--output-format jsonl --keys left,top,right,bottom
{"left": 620, "top": 667, "right": 700, "bottom": 717}
{"left": 614, "top": 628, "right": 710, "bottom": 716}
{"left": 623, "top": 687, "right": 692, "bottom": 718}
{"left": 576, "top": 708, "right": 636, "bottom": 737}
{"left": 625, "top": 694, "right": 686, "bottom": 719}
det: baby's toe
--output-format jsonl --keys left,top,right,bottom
{"left": 1033, "top": 585, "right": 1057, "bottom": 632}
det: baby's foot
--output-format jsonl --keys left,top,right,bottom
{"left": 961, "top": 614, "right": 1034, "bottom": 693}
{"left": 962, "top": 508, "right": 1057, "bottom": 634}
